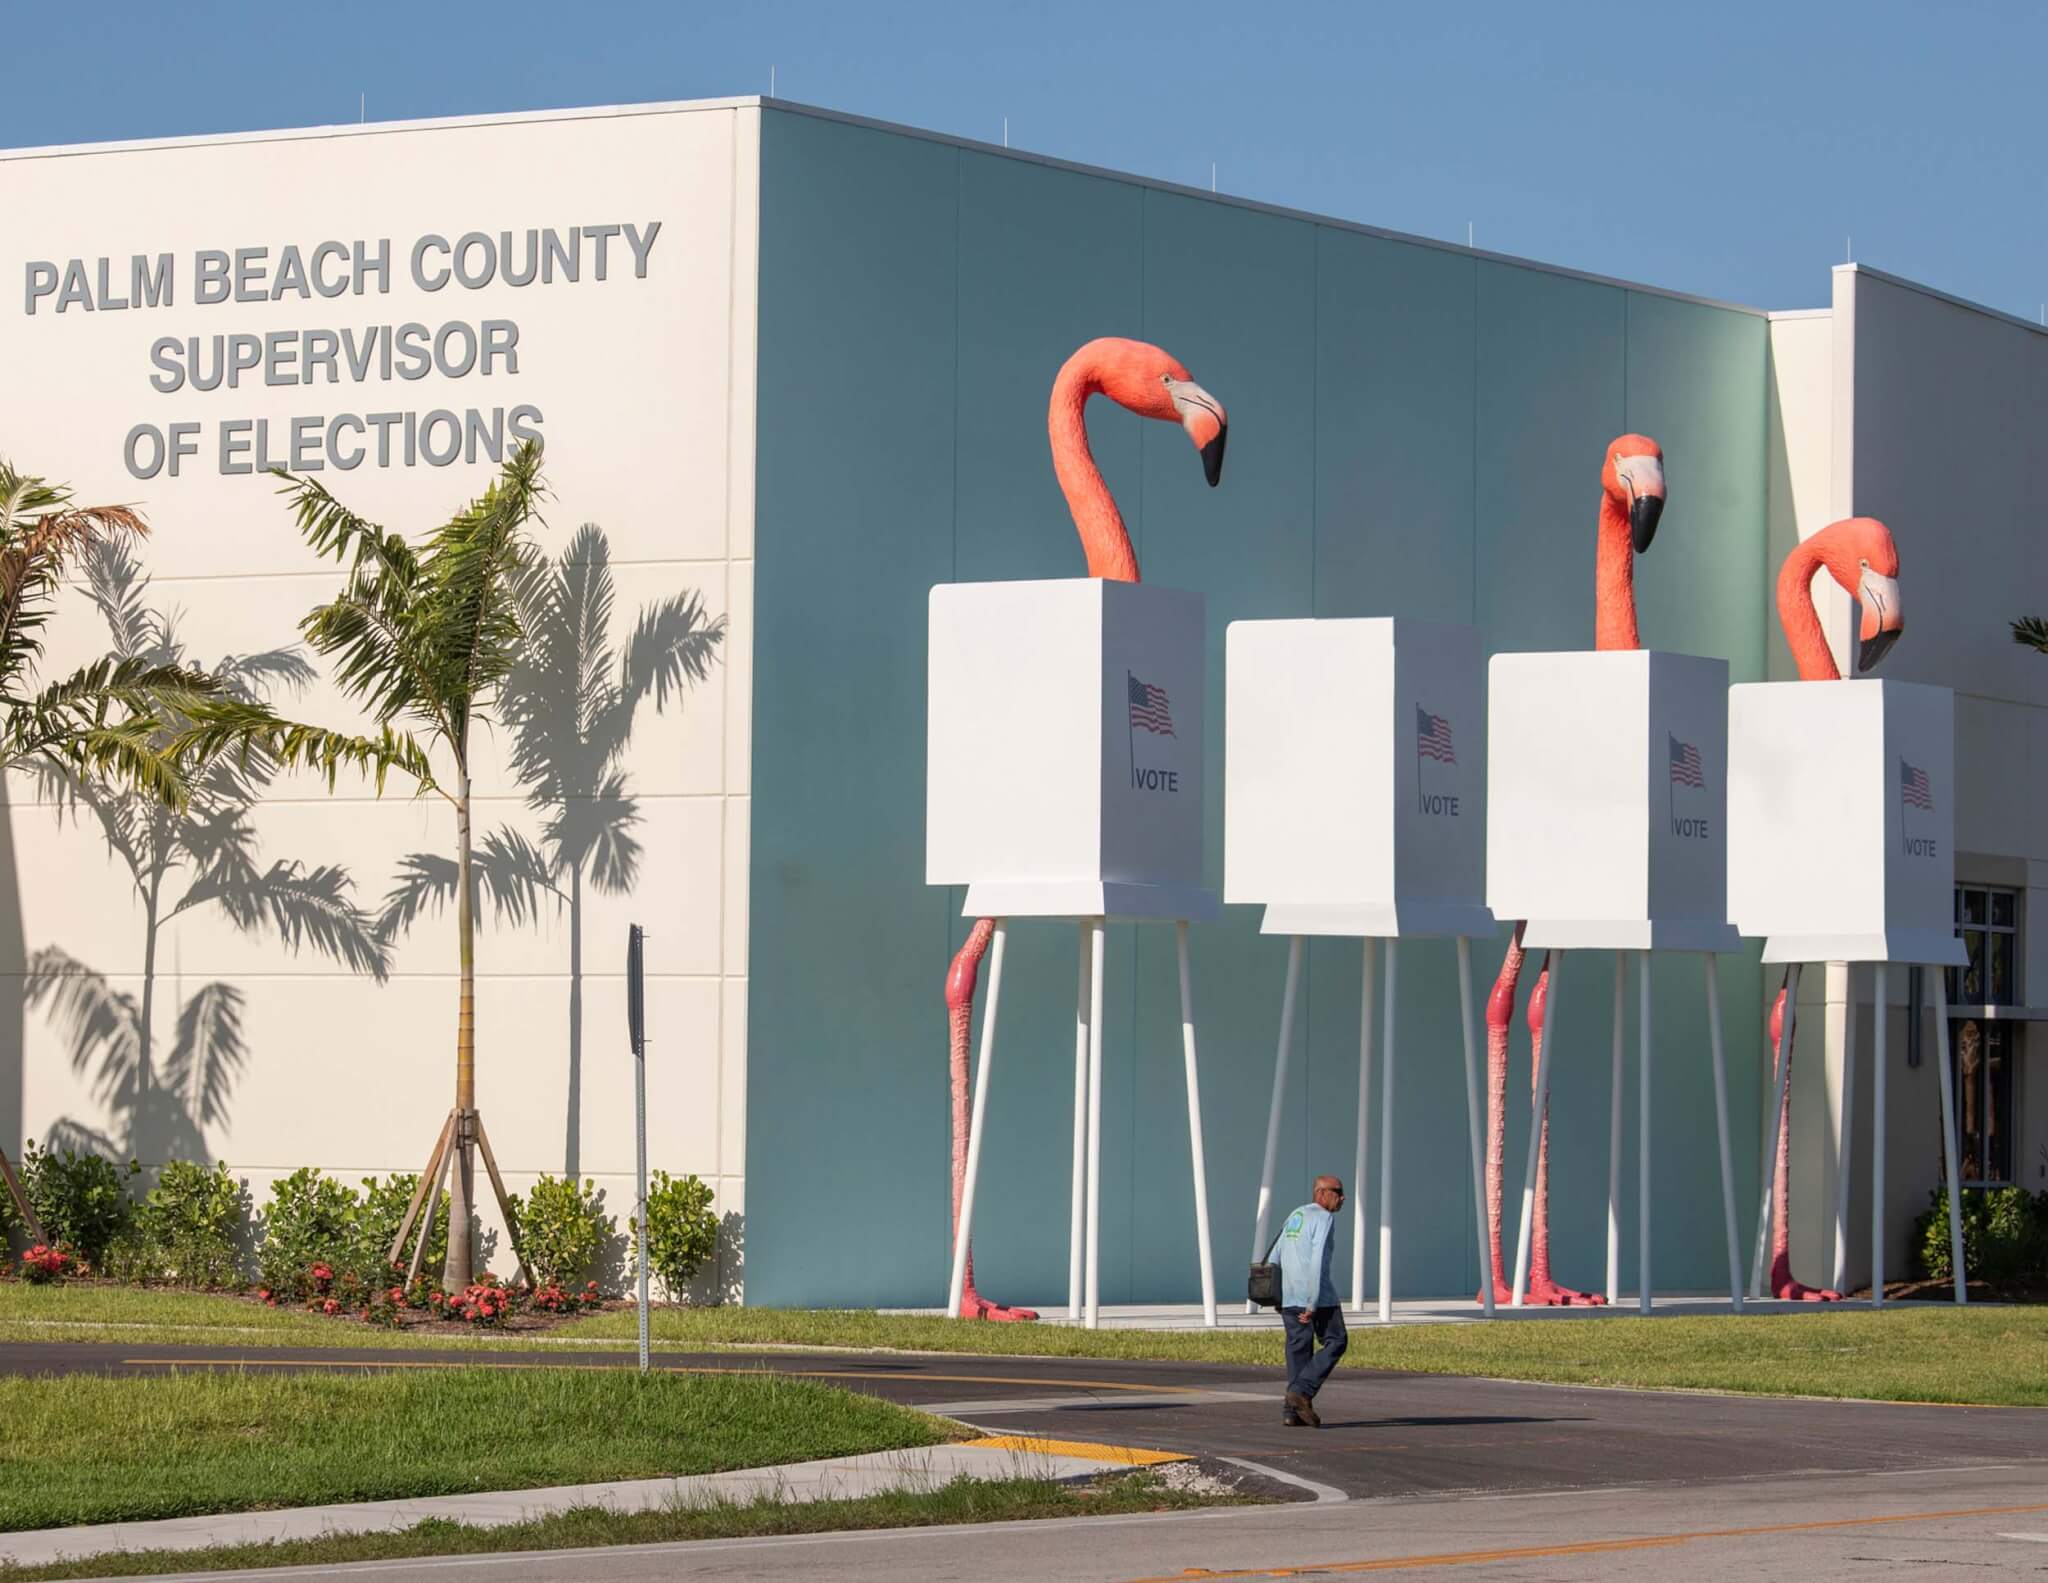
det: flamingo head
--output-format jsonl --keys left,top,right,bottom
{"left": 1084, "top": 337, "right": 1228, "bottom": 487}
{"left": 1603, "top": 434, "right": 1667, "bottom": 554}
{"left": 1809, "top": 516, "right": 1904, "bottom": 672}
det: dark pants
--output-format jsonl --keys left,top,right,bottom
{"left": 1284, "top": 1304, "right": 1348, "bottom": 1401}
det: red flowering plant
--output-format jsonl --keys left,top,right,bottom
{"left": 529, "top": 1278, "right": 605, "bottom": 1314}
{"left": 20, "top": 1245, "right": 71, "bottom": 1284}
{"left": 446, "top": 1275, "right": 518, "bottom": 1328}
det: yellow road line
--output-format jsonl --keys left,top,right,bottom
{"left": 960, "top": 1434, "right": 1187, "bottom": 1466}
{"left": 1123, "top": 1499, "right": 2048, "bottom": 1579}
{"left": 117, "top": 1358, "right": 1201, "bottom": 1394}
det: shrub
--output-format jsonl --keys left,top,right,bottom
{"left": 21, "top": 1140, "right": 138, "bottom": 1266}
{"left": 510, "top": 1175, "right": 611, "bottom": 1290}
{"left": 257, "top": 1168, "right": 361, "bottom": 1302}
{"left": 133, "top": 1161, "right": 250, "bottom": 1288}
{"left": 1914, "top": 1185, "right": 2048, "bottom": 1284}
{"left": 350, "top": 1173, "right": 447, "bottom": 1287}
{"left": 632, "top": 1171, "right": 720, "bottom": 1303}
{"left": 531, "top": 1279, "right": 603, "bottom": 1314}
{"left": 447, "top": 1275, "right": 513, "bottom": 1327}
{"left": 20, "top": 1244, "right": 70, "bottom": 1284}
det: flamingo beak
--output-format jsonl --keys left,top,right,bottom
{"left": 1167, "top": 378, "right": 1228, "bottom": 487}
{"left": 1857, "top": 568, "right": 1904, "bottom": 672}
{"left": 1615, "top": 454, "right": 1666, "bottom": 554}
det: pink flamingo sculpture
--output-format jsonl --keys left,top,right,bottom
{"left": 1482, "top": 434, "right": 1665, "bottom": 1306}
{"left": 1760, "top": 515, "right": 1903, "bottom": 1300}
{"left": 942, "top": 337, "right": 1227, "bottom": 1321}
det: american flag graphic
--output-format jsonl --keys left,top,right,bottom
{"left": 1416, "top": 705, "right": 1456, "bottom": 764}
{"left": 1901, "top": 758, "right": 1934, "bottom": 811}
{"left": 1127, "top": 673, "right": 1176, "bottom": 737}
{"left": 1668, "top": 734, "right": 1705, "bottom": 789}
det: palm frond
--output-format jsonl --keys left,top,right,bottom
{"left": 2012, "top": 616, "right": 2048, "bottom": 654}
{"left": 189, "top": 859, "right": 390, "bottom": 981}
{"left": 378, "top": 825, "right": 561, "bottom": 938}
{"left": 25, "top": 945, "right": 141, "bottom": 1111}
{"left": 549, "top": 772, "right": 642, "bottom": 893}
{"left": 163, "top": 983, "right": 249, "bottom": 1129}
{"left": 0, "top": 460, "right": 149, "bottom": 691}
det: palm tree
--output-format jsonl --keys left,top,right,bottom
{"left": 380, "top": 524, "right": 724, "bottom": 1175}
{"left": 0, "top": 461, "right": 313, "bottom": 1238}
{"left": 2013, "top": 618, "right": 2048, "bottom": 654}
{"left": 27, "top": 543, "right": 388, "bottom": 1168}
{"left": 275, "top": 441, "right": 549, "bottom": 1288}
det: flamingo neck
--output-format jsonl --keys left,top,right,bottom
{"left": 1049, "top": 365, "right": 1140, "bottom": 583}
{"left": 1776, "top": 540, "right": 1840, "bottom": 681}
{"left": 1594, "top": 493, "right": 1638, "bottom": 652}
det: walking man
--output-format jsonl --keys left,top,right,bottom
{"left": 1277, "top": 1174, "right": 1348, "bottom": 1426}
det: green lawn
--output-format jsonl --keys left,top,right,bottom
{"left": 7, "top": 1284, "right": 2046, "bottom": 1408}
{"left": 566, "top": 1304, "right": 2048, "bottom": 1407}
{"left": 0, "top": 1368, "right": 947, "bottom": 1532}
{"left": 0, "top": 1472, "right": 1231, "bottom": 1580}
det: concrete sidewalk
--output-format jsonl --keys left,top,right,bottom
{"left": 0, "top": 1436, "right": 1184, "bottom": 1570}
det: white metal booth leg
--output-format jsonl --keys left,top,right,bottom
{"left": 947, "top": 920, "right": 1008, "bottom": 1320}
{"left": 1350, "top": 939, "right": 1376, "bottom": 1314}
{"left": 1511, "top": 950, "right": 1563, "bottom": 1307}
{"left": 1377, "top": 939, "right": 1399, "bottom": 1325}
{"left": 1455, "top": 939, "right": 1495, "bottom": 1318}
{"left": 1249, "top": 935, "right": 1304, "bottom": 1312}
{"left": 1831, "top": 969, "right": 1858, "bottom": 1296}
{"left": 1176, "top": 922, "right": 1218, "bottom": 1328}
{"left": 1703, "top": 954, "right": 1744, "bottom": 1310}
{"left": 1084, "top": 919, "right": 1107, "bottom": 1329}
{"left": 1930, "top": 965, "right": 1969, "bottom": 1306}
{"left": 1606, "top": 952, "right": 1624, "bottom": 1307}
{"left": 1637, "top": 949, "right": 1653, "bottom": 1314}
{"left": 1069, "top": 923, "right": 1090, "bottom": 1321}
{"left": 1870, "top": 963, "right": 1889, "bottom": 1308}
{"left": 1750, "top": 961, "right": 1801, "bottom": 1300}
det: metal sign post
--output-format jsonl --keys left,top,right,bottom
{"left": 627, "top": 924, "right": 650, "bottom": 1373}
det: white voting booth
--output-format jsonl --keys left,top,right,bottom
{"left": 1226, "top": 619, "right": 1498, "bottom": 1321}
{"left": 1487, "top": 650, "right": 1747, "bottom": 1312}
{"left": 1728, "top": 679, "right": 1969, "bottom": 1304}
{"left": 928, "top": 578, "right": 1220, "bottom": 1328}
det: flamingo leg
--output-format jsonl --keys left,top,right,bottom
{"left": 1523, "top": 960, "right": 1605, "bottom": 1306}
{"left": 1480, "top": 925, "right": 1524, "bottom": 1306}
{"left": 945, "top": 918, "right": 1038, "bottom": 1322}
{"left": 1766, "top": 982, "right": 1842, "bottom": 1302}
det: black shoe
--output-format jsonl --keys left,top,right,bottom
{"left": 1285, "top": 1391, "right": 1321, "bottom": 1427}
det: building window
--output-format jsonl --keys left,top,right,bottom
{"left": 1942, "top": 885, "right": 2020, "bottom": 1186}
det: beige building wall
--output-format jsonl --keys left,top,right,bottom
{"left": 1770, "top": 265, "right": 2048, "bottom": 1292}
{"left": 0, "top": 102, "right": 761, "bottom": 1293}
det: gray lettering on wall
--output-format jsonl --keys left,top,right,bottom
{"left": 20, "top": 222, "right": 650, "bottom": 472}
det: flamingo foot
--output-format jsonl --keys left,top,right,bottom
{"left": 1524, "top": 1276, "right": 1608, "bottom": 1307}
{"left": 1770, "top": 1277, "right": 1843, "bottom": 1302}
{"left": 1475, "top": 1278, "right": 1606, "bottom": 1307}
{"left": 958, "top": 1288, "right": 1039, "bottom": 1322}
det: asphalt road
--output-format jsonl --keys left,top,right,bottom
{"left": 9, "top": 1338, "right": 2045, "bottom": 1508}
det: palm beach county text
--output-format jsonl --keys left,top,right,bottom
{"left": 20, "top": 225, "right": 661, "bottom": 478}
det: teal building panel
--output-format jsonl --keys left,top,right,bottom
{"left": 748, "top": 107, "right": 1772, "bottom": 1309}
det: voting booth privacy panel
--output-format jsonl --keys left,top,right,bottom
{"left": 1487, "top": 649, "right": 1738, "bottom": 953}
{"left": 1225, "top": 618, "right": 1490, "bottom": 938}
{"left": 928, "top": 579, "right": 1209, "bottom": 920}
{"left": 1728, "top": 680, "right": 1963, "bottom": 967}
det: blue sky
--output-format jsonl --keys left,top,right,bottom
{"left": 13, "top": 1, "right": 2045, "bottom": 319}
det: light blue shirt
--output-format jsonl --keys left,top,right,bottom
{"left": 1275, "top": 1201, "right": 1338, "bottom": 1309}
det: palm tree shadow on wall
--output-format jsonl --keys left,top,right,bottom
{"left": 28, "top": 545, "right": 389, "bottom": 1166}
{"left": 378, "top": 524, "right": 724, "bottom": 1179}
